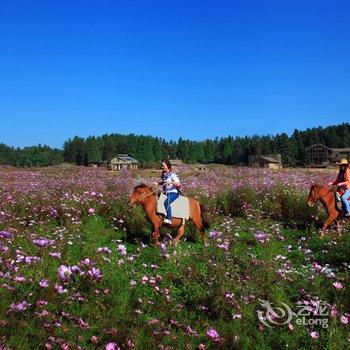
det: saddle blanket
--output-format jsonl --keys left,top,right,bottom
{"left": 157, "top": 194, "right": 190, "bottom": 220}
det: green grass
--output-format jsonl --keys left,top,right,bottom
{"left": 1, "top": 213, "right": 350, "bottom": 349}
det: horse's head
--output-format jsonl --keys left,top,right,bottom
{"left": 129, "top": 184, "right": 153, "bottom": 204}
{"left": 307, "top": 184, "right": 323, "bottom": 207}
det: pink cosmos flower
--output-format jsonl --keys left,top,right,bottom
{"left": 105, "top": 343, "right": 120, "bottom": 350}
{"left": 88, "top": 208, "right": 95, "bottom": 214}
{"left": 341, "top": 315, "right": 349, "bottom": 325}
{"left": 0, "top": 231, "right": 13, "bottom": 239}
{"left": 87, "top": 267, "right": 103, "bottom": 280}
{"left": 206, "top": 327, "right": 220, "bottom": 342}
{"left": 127, "top": 339, "right": 134, "bottom": 348}
{"left": 97, "top": 247, "right": 112, "bottom": 254}
{"left": 32, "top": 238, "right": 54, "bottom": 248}
{"left": 14, "top": 276, "right": 26, "bottom": 282}
{"left": 254, "top": 231, "right": 270, "bottom": 244}
{"left": 117, "top": 244, "right": 127, "bottom": 256}
{"left": 49, "top": 252, "right": 61, "bottom": 259}
{"left": 80, "top": 258, "right": 91, "bottom": 266}
{"left": 130, "top": 280, "right": 137, "bottom": 287}
{"left": 310, "top": 331, "right": 319, "bottom": 339}
{"left": 78, "top": 317, "right": 90, "bottom": 329}
{"left": 332, "top": 281, "right": 343, "bottom": 290}
{"left": 39, "top": 279, "right": 49, "bottom": 288}
{"left": 55, "top": 284, "right": 68, "bottom": 294}
{"left": 10, "top": 301, "right": 31, "bottom": 312}
{"left": 91, "top": 336, "right": 98, "bottom": 344}
{"left": 58, "top": 265, "right": 72, "bottom": 282}
{"left": 330, "top": 304, "right": 338, "bottom": 317}
{"left": 36, "top": 300, "right": 48, "bottom": 307}
{"left": 208, "top": 230, "right": 219, "bottom": 239}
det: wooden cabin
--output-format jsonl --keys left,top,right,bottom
{"left": 248, "top": 154, "right": 282, "bottom": 169}
{"left": 108, "top": 154, "right": 139, "bottom": 171}
{"left": 305, "top": 144, "right": 350, "bottom": 167}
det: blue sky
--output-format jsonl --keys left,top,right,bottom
{"left": 0, "top": 0, "right": 349, "bottom": 148}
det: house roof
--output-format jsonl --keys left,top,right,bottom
{"left": 110, "top": 154, "right": 139, "bottom": 164}
{"left": 305, "top": 144, "right": 350, "bottom": 152}
{"left": 305, "top": 143, "right": 333, "bottom": 151}
{"left": 260, "top": 156, "right": 279, "bottom": 163}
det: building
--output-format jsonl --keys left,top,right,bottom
{"left": 108, "top": 154, "right": 139, "bottom": 171}
{"left": 248, "top": 154, "right": 282, "bottom": 170}
{"left": 305, "top": 144, "right": 350, "bottom": 167}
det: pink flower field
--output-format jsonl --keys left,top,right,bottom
{"left": 0, "top": 165, "right": 349, "bottom": 349}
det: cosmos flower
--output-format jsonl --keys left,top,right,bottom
{"left": 58, "top": 265, "right": 72, "bottom": 282}
{"left": 332, "top": 281, "right": 343, "bottom": 290}
{"left": 340, "top": 315, "right": 349, "bottom": 325}
{"left": 55, "top": 284, "right": 68, "bottom": 294}
{"left": 208, "top": 230, "right": 219, "bottom": 239}
{"left": 32, "top": 238, "right": 54, "bottom": 248}
{"left": 10, "top": 301, "right": 31, "bottom": 312}
{"left": 206, "top": 327, "right": 220, "bottom": 342}
{"left": 105, "top": 343, "right": 120, "bottom": 350}
{"left": 310, "top": 331, "right": 319, "bottom": 339}
{"left": 87, "top": 267, "right": 103, "bottom": 280}
{"left": 117, "top": 244, "right": 127, "bottom": 256}
{"left": 0, "top": 231, "right": 13, "bottom": 239}
{"left": 39, "top": 279, "right": 49, "bottom": 288}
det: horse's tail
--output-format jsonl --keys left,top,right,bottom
{"left": 200, "top": 204, "right": 210, "bottom": 230}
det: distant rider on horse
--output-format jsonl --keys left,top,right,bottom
{"left": 154, "top": 160, "right": 181, "bottom": 224}
{"left": 327, "top": 158, "right": 350, "bottom": 217}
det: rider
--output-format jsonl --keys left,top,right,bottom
{"left": 327, "top": 158, "right": 350, "bottom": 217}
{"left": 154, "top": 160, "right": 181, "bottom": 224}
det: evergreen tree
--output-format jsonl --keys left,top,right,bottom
{"left": 86, "top": 137, "right": 102, "bottom": 163}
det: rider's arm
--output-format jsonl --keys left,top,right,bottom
{"left": 169, "top": 173, "right": 180, "bottom": 186}
{"left": 328, "top": 176, "right": 339, "bottom": 186}
{"left": 338, "top": 171, "right": 350, "bottom": 187}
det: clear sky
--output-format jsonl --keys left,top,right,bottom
{"left": 0, "top": 0, "right": 349, "bottom": 148}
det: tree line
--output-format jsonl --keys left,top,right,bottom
{"left": 0, "top": 123, "right": 349, "bottom": 167}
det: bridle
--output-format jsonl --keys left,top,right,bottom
{"left": 314, "top": 186, "right": 333, "bottom": 202}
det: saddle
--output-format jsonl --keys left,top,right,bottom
{"left": 157, "top": 193, "right": 190, "bottom": 220}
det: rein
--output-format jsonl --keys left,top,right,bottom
{"left": 138, "top": 186, "right": 162, "bottom": 202}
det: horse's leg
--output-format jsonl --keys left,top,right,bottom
{"left": 153, "top": 223, "right": 161, "bottom": 246}
{"left": 190, "top": 205, "right": 207, "bottom": 245}
{"left": 321, "top": 212, "right": 338, "bottom": 238}
{"left": 172, "top": 224, "right": 185, "bottom": 245}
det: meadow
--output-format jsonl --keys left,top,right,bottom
{"left": 0, "top": 165, "right": 349, "bottom": 350}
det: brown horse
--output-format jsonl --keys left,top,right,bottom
{"left": 129, "top": 184, "right": 209, "bottom": 245}
{"left": 307, "top": 184, "right": 341, "bottom": 237}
